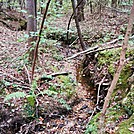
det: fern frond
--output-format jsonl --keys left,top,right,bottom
{"left": 4, "top": 92, "right": 26, "bottom": 101}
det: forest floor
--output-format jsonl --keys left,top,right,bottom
{"left": 0, "top": 7, "right": 133, "bottom": 134}
{"left": 0, "top": 23, "right": 94, "bottom": 134}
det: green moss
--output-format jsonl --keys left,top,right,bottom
{"left": 98, "top": 48, "right": 134, "bottom": 102}
{"left": 85, "top": 113, "right": 101, "bottom": 134}
{"left": 106, "top": 106, "right": 126, "bottom": 122}
{"left": 122, "top": 84, "right": 134, "bottom": 114}
{"left": 115, "top": 114, "right": 134, "bottom": 134}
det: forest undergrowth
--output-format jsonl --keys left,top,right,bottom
{"left": 0, "top": 7, "right": 134, "bottom": 134}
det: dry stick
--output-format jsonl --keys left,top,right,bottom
{"left": 69, "top": 37, "right": 79, "bottom": 47}
{"left": 102, "top": 1, "right": 134, "bottom": 116}
{"left": 24, "top": 64, "right": 31, "bottom": 84}
{"left": 88, "top": 76, "right": 106, "bottom": 122}
{"left": 66, "top": 38, "right": 122, "bottom": 60}
{"left": 31, "top": 0, "right": 51, "bottom": 82}
{"left": 66, "top": 46, "right": 98, "bottom": 60}
{"left": 86, "top": 44, "right": 122, "bottom": 54}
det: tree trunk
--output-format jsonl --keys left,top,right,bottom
{"left": 71, "top": 0, "right": 86, "bottom": 50}
{"left": 111, "top": 0, "right": 118, "bottom": 16}
{"left": 26, "top": 0, "right": 37, "bottom": 61}
{"left": 77, "top": 0, "right": 86, "bottom": 21}
{"left": 102, "top": 0, "right": 134, "bottom": 117}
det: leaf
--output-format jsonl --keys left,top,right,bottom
{"left": 118, "top": 35, "right": 124, "bottom": 40}
{"left": 26, "top": 95, "right": 35, "bottom": 107}
{"left": 4, "top": 92, "right": 26, "bottom": 101}
{"left": 58, "top": 98, "right": 71, "bottom": 110}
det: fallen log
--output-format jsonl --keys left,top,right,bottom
{"left": 66, "top": 36, "right": 134, "bottom": 60}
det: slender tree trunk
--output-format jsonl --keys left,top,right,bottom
{"left": 77, "top": 0, "right": 86, "bottom": 21}
{"left": 71, "top": 0, "right": 86, "bottom": 50}
{"left": 31, "top": 0, "right": 51, "bottom": 81}
{"left": 99, "top": 2, "right": 134, "bottom": 133}
{"left": 26, "top": 0, "right": 37, "bottom": 61}
{"left": 102, "top": 0, "right": 134, "bottom": 116}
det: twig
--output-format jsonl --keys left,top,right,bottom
{"left": 69, "top": 37, "right": 79, "bottom": 47}
{"left": 51, "top": 71, "right": 72, "bottom": 77}
{"left": 88, "top": 76, "right": 106, "bottom": 122}
{"left": 24, "top": 64, "right": 31, "bottom": 84}
{"left": 0, "top": 71, "right": 24, "bottom": 84}
{"left": 86, "top": 44, "right": 122, "bottom": 55}
{"left": 66, "top": 46, "right": 98, "bottom": 60}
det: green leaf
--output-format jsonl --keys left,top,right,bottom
{"left": 118, "top": 35, "right": 124, "bottom": 40}
{"left": 58, "top": 98, "right": 71, "bottom": 110}
{"left": 26, "top": 95, "right": 35, "bottom": 107}
{"left": 4, "top": 92, "right": 26, "bottom": 101}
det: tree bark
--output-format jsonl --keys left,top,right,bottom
{"left": 71, "top": 0, "right": 86, "bottom": 50}
{"left": 77, "top": 0, "right": 86, "bottom": 21}
{"left": 31, "top": 0, "right": 51, "bottom": 81}
{"left": 26, "top": 0, "right": 37, "bottom": 61}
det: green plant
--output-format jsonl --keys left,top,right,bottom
{"left": 85, "top": 113, "right": 100, "bottom": 134}
{"left": 56, "top": 75, "right": 76, "bottom": 98}
{"left": 4, "top": 74, "right": 74, "bottom": 117}
{"left": 4, "top": 91, "right": 26, "bottom": 102}
{"left": 58, "top": 98, "right": 71, "bottom": 110}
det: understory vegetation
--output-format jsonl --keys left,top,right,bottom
{"left": 0, "top": 0, "right": 134, "bottom": 133}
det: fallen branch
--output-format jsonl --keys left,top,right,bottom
{"left": 86, "top": 44, "right": 122, "bottom": 55}
{"left": 66, "top": 35, "right": 134, "bottom": 60}
{"left": 39, "top": 71, "right": 72, "bottom": 81}
{"left": 66, "top": 46, "right": 98, "bottom": 60}
{"left": 51, "top": 71, "right": 72, "bottom": 77}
